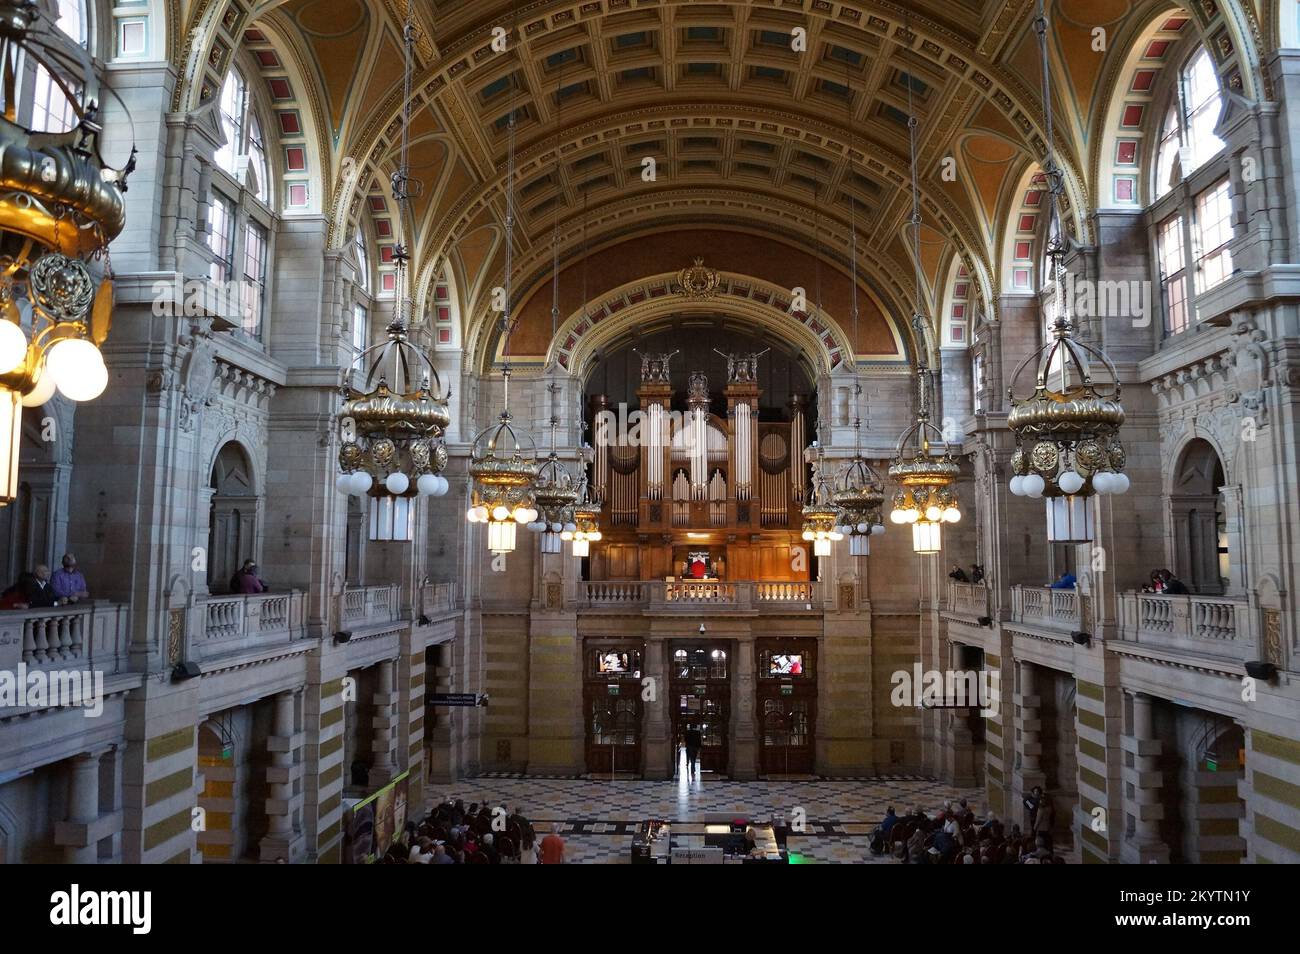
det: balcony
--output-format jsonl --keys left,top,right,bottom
{"left": 339, "top": 583, "right": 401, "bottom": 628}
{"left": 197, "top": 590, "right": 308, "bottom": 660}
{"left": 0, "top": 601, "right": 131, "bottom": 675}
{"left": 580, "top": 580, "right": 822, "bottom": 613}
{"left": 1116, "top": 592, "right": 1255, "bottom": 667}
{"left": 944, "top": 582, "right": 990, "bottom": 620}
{"left": 1009, "top": 585, "right": 1081, "bottom": 632}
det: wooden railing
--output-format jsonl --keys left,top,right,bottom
{"left": 945, "top": 582, "right": 989, "bottom": 619}
{"left": 580, "top": 581, "right": 821, "bottom": 612}
{"left": 1117, "top": 592, "right": 1254, "bottom": 663}
{"left": 0, "top": 601, "right": 130, "bottom": 674}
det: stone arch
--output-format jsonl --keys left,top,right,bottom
{"left": 207, "top": 439, "right": 260, "bottom": 594}
{"left": 1168, "top": 437, "right": 1229, "bottom": 594}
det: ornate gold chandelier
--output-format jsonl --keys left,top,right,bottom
{"left": 890, "top": 61, "right": 960, "bottom": 556}
{"left": 466, "top": 81, "right": 539, "bottom": 555}
{"left": 335, "top": 0, "right": 448, "bottom": 542}
{"left": 569, "top": 478, "right": 602, "bottom": 557}
{"left": 527, "top": 419, "right": 578, "bottom": 554}
{"left": 1006, "top": 0, "right": 1128, "bottom": 543}
{"left": 834, "top": 413, "right": 885, "bottom": 557}
{"left": 888, "top": 386, "right": 962, "bottom": 555}
{"left": 0, "top": 0, "right": 132, "bottom": 505}
{"left": 800, "top": 436, "right": 841, "bottom": 557}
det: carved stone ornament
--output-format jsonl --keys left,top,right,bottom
{"left": 677, "top": 257, "right": 720, "bottom": 300}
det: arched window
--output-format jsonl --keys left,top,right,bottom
{"left": 205, "top": 64, "right": 278, "bottom": 344}
{"left": 214, "top": 71, "right": 246, "bottom": 178}
{"left": 1152, "top": 47, "right": 1225, "bottom": 198}
{"left": 54, "top": 0, "right": 87, "bottom": 45}
{"left": 353, "top": 231, "right": 371, "bottom": 294}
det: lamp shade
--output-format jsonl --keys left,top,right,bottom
{"left": 1045, "top": 494, "right": 1094, "bottom": 542}
{"left": 0, "top": 320, "right": 27, "bottom": 374}
{"left": 487, "top": 518, "right": 517, "bottom": 554}
{"left": 369, "top": 494, "right": 414, "bottom": 542}
{"left": 0, "top": 391, "right": 21, "bottom": 505}
{"left": 912, "top": 521, "right": 941, "bottom": 554}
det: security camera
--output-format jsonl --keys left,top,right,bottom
{"left": 698, "top": 623, "right": 706, "bottom": 634}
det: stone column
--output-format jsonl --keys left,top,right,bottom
{"left": 1013, "top": 658, "right": 1045, "bottom": 828}
{"left": 945, "top": 640, "right": 978, "bottom": 787}
{"left": 730, "top": 638, "right": 757, "bottom": 780}
{"left": 369, "top": 659, "right": 397, "bottom": 787}
{"left": 643, "top": 639, "right": 670, "bottom": 779}
{"left": 260, "top": 690, "right": 305, "bottom": 862}
{"left": 1120, "top": 691, "right": 1170, "bottom": 863}
{"left": 62, "top": 751, "right": 103, "bottom": 864}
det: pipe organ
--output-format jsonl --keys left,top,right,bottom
{"left": 588, "top": 350, "right": 813, "bottom": 582}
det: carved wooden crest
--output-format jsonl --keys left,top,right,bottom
{"left": 677, "top": 257, "right": 720, "bottom": 299}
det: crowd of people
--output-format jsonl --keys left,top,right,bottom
{"left": 869, "top": 789, "right": 1062, "bottom": 864}
{"left": 380, "top": 799, "right": 568, "bottom": 864}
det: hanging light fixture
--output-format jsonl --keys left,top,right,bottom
{"left": 889, "top": 42, "right": 961, "bottom": 555}
{"left": 568, "top": 472, "right": 602, "bottom": 557}
{"left": 335, "top": 0, "right": 449, "bottom": 542}
{"left": 832, "top": 78, "right": 885, "bottom": 558}
{"left": 1006, "top": 0, "right": 1128, "bottom": 542}
{"left": 834, "top": 401, "right": 886, "bottom": 556}
{"left": 528, "top": 416, "right": 578, "bottom": 554}
{"left": 0, "top": 1, "right": 134, "bottom": 505}
{"left": 800, "top": 433, "right": 842, "bottom": 557}
{"left": 466, "top": 34, "right": 538, "bottom": 554}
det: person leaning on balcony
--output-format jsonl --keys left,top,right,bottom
{"left": 23, "top": 565, "right": 58, "bottom": 608}
{"left": 948, "top": 564, "right": 970, "bottom": 582}
{"left": 1048, "top": 571, "right": 1076, "bottom": 590}
{"left": 231, "top": 560, "right": 267, "bottom": 594}
{"left": 1158, "top": 569, "right": 1189, "bottom": 595}
{"left": 0, "top": 573, "right": 33, "bottom": 609}
{"left": 51, "top": 553, "right": 89, "bottom": 604}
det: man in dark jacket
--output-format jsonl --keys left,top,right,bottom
{"left": 24, "top": 565, "right": 58, "bottom": 607}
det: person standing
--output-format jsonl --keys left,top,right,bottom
{"left": 539, "top": 824, "right": 566, "bottom": 864}
{"left": 684, "top": 723, "right": 703, "bottom": 779}
{"left": 23, "top": 565, "right": 57, "bottom": 608}
{"left": 51, "top": 553, "right": 89, "bottom": 604}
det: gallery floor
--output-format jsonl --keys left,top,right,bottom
{"left": 432, "top": 754, "right": 990, "bottom": 863}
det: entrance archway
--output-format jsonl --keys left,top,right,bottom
{"left": 208, "top": 442, "right": 259, "bottom": 593}
{"left": 1170, "top": 439, "right": 1228, "bottom": 594}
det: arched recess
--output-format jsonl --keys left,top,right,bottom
{"left": 999, "top": 164, "right": 1049, "bottom": 294}
{"left": 937, "top": 254, "right": 976, "bottom": 348}
{"left": 196, "top": 720, "right": 240, "bottom": 863}
{"left": 539, "top": 273, "right": 908, "bottom": 385}
{"left": 1168, "top": 437, "right": 1229, "bottom": 595}
{"left": 1092, "top": 1, "right": 1267, "bottom": 212}
{"left": 207, "top": 441, "right": 259, "bottom": 594}
{"left": 1185, "top": 717, "right": 1246, "bottom": 863}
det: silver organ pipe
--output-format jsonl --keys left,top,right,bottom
{"left": 709, "top": 469, "right": 728, "bottom": 526}
{"left": 790, "top": 397, "right": 806, "bottom": 503}
{"left": 646, "top": 403, "right": 664, "bottom": 499}
{"left": 593, "top": 395, "right": 610, "bottom": 504}
{"left": 734, "top": 401, "right": 752, "bottom": 501}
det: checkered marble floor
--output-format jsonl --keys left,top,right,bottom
{"left": 428, "top": 770, "right": 986, "bottom": 864}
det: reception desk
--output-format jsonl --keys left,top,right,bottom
{"left": 630, "top": 818, "right": 787, "bottom": 864}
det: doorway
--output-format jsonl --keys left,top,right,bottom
{"left": 583, "top": 643, "right": 645, "bottom": 776}
{"left": 668, "top": 643, "right": 731, "bottom": 776}
{"left": 756, "top": 638, "right": 817, "bottom": 774}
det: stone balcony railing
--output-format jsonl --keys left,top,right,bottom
{"left": 1116, "top": 592, "right": 1255, "bottom": 665}
{"left": 581, "top": 580, "right": 822, "bottom": 612}
{"left": 0, "top": 601, "right": 131, "bottom": 675}
{"left": 339, "top": 583, "right": 400, "bottom": 628}
{"left": 945, "top": 581, "right": 990, "bottom": 619}
{"left": 197, "top": 590, "right": 307, "bottom": 659}
{"left": 1009, "top": 584, "right": 1082, "bottom": 632}
{"left": 418, "top": 581, "right": 456, "bottom": 617}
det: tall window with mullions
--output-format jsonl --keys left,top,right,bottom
{"left": 241, "top": 221, "right": 267, "bottom": 339}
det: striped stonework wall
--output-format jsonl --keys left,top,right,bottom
{"left": 403, "top": 646, "right": 427, "bottom": 803}
{"left": 871, "top": 614, "right": 924, "bottom": 773}
{"left": 1245, "top": 728, "right": 1300, "bottom": 862}
{"left": 135, "top": 725, "right": 199, "bottom": 864}
{"left": 308, "top": 677, "right": 347, "bottom": 864}
{"left": 982, "top": 651, "right": 1008, "bottom": 819}
{"left": 1074, "top": 678, "right": 1116, "bottom": 863}
{"left": 482, "top": 618, "right": 529, "bottom": 771}
{"left": 820, "top": 614, "right": 875, "bottom": 776}
{"left": 527, "top": 616, "right": 584, "bottom": 775}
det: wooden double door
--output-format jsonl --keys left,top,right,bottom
{"left": 756, "top": 639, "right": 817, "bottom": 775}
{"left": 583, "top": 643, "right": 645, "bottom": 775}
{"left": 669, "top": 643, "right": 732, "bottom": 775}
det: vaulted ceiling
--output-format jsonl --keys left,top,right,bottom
{"left": 205, "top": 0, "right": 1269, "bottom": 364}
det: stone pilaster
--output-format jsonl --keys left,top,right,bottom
{"left": 1120, "top": 692, "right": 1170, "bottom": 864}
{"left": 259, "top": 690, "right": 305, "bottom": 862}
